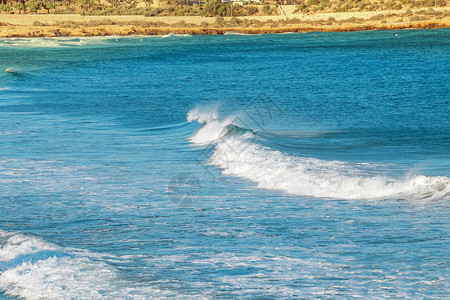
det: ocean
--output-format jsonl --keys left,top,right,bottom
{"left": 0, "top": 30, "right": 449, "bottom": 299}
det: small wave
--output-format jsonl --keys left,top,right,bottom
{"left": 3, "top": 68, "right": 31, "bottom": 80}
{"left": 5, "top": 68, "right": 19, "bottom": 75}
{"left": 187, "top": 108, "right": 450, "bottom": 201}
{"left": 0, "top": 37, "right": 111, "bottom": 48}
{"left": 275, "top": 32, "right": 300, "bottom": 35}
{"left": 1, "top": 38, "right": 62, "bottom": 48}
{"left": 161, "top": 33, "right": 193, "bottom": 38}
{"left": 0, "top": 229, "right": 180, "bottom": 299}
{"left": 2, "top": 68, "right": 33, "bottom": 81}
{"left": 224, "top": 31, "right": 262, "bottom": 36}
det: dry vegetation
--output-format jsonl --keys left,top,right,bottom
{"left": 0, "top": 0, "right": 280, "bottom": 17}
{"left": 0, "top": 0, "right": 447, "bottom": 17}
{"left": 293, "top": 0, "right": 448, "bottom": 14}
{"left": 0, "top": 0, "right": 448, "bottom": 36}
{"left": 20, "top": 7, "right": 448, "bottom": 29}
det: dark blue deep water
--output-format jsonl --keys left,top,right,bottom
{"left": 0, "top": 30, "right": 449, "bottom": 299}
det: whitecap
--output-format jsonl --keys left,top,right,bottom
{"left": 224, "top": 31, "right": 262, "bottom": 36}
{"left": 0, "top": 37, "right": 111, "bottom": 48}
{"left": 161, "top": 33, "right": 192, "bottom": 38}
{"left": 187, "top": 108, "right": 450, "bottom": 201}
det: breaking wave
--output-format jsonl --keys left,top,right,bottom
{"left": 187, "top": 108, "right": 450, "bottom": 201}
{"left": 161, "top": 33, "right": 193, "bottom": 38}
{"left": 0, "top": 37, "right": 112, "bottom": 48}
{"left": 0, "top": 229, "right": 180, "bottom": 299}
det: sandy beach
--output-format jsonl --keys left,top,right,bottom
{"left": 0, "top": 7, "right": 449, "bottom": 37}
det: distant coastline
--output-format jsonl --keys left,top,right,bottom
{"left": 0, "top": 22, "right": 447, "bottom": 38}
{"left": 1, "top": 8, "right": 449, "bottom": 37}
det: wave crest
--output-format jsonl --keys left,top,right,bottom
{"left": 187, "top": 108, "right": 240, "bottom": 145}
{"left": 187, "top": 109, "right": 450, "bottom": 201}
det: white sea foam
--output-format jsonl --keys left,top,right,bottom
{"left": 187, "top": 109, "right": 450, "bottom": 200}
{"left": 0, "top": 34, "right": 187, "bottom": 48}
{"left": 275, "top": 32, "right": 300, "bottom": 35}
{"left": 161, "top": 33, "right": 192, "bottom": 38}
{"left": 0, "top": 230, "right": 59, "bottom": 262}
{"left": 0, "top": 229, "right": 180, "bottom": 299}
{"left": 224, "top": 31, "right": 262, "bottom": 36}
{"left": 0, "top": 37, "right": 111, "bottom": 48}
{"left": 0, "top": 256, "right": 117, "bottom": 299}
{"left": 187, "top": 108, "right": 235, "bottom": 144}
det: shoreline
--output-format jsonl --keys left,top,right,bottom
{"left": 0, "top": 22, "right": 448, "bottom": 38}
{"left": 0, "top": 9, "right": 449, "bottom": 37}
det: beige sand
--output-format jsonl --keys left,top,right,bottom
{"left": 0, "top": 7, "right": 448, "bottom": 37}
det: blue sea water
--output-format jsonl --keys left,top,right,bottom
{"left": 0, "top": 30, "right": 449, "bottom": 299}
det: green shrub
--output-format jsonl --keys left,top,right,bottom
{"left": 203, "top": 0, "right": 230, "bottom": 17}
{"left": 27, "top": 0, "right": 42, "bottom": 14}
{"left": 41, "top": 0, "right": 55, "bottom": 13}
{"left": 12, "top": 1, "right": 26, "bottom": 13}
{"left": 0, "top": 3, "right": 12, "bottom": 12}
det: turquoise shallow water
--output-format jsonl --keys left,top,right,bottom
{"left": 0, "top": 30, "right": 449, "bottom": 298}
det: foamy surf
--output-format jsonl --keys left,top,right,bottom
{"left": 187, "top": 109, "right": 450, "bottom": 201}
{"left": 161, "top": 33, "right": 193, "bottom": 38}
{"left": 0, "top": 37, "right": 111, "bottom": 48}
{"left": 0, "top": 229, "right": 179, "bottom": 299}
{"left": 224, "top": 31, "right": 263, "bottom": 36}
